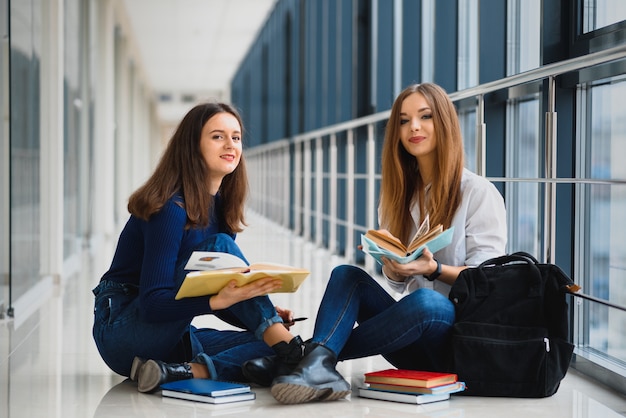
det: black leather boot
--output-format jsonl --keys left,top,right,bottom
{"left": 137, "top": 359, "right": 194, "bottom": 393}
{"left": 242, "top": 335, "right": 307, "bottom": 387}
{"left": 270, "top": 344, "right": 351, "bottom": 404}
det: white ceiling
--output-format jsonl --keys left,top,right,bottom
{"left": 122, "top": 0, "right": 277, "bottom": 124}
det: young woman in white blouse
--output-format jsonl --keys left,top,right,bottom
{"left": 244, "top": 82, "right": 508, "bottom": 404}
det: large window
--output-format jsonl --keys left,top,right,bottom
{"left": 457, "top": 0, "right": 478, "bottom": 89}
{"left": 583, "top": 0, "right": 626, "bottom": 33}
{"left": 420, "top": 0, "right": 435, "bottom": 83}
{"left": 506, "top": 92, "right": 542, "bottom": 256}
{"left": 63, "top": 0, "right": 83, "bottom": 257}
{"left": 507, "top": 0, "right": 540, "bottom": 75}
{"left": 576, "top": 78, "right": 626, "bottom": 369}
{"left": 0, "top": 0, "right": 8, "bottom": 312}
{"left": 9, "top": 0, "right": 42, "bottom": 301}
{"left": 458, "top": 107, "right": 477, "bottom": 172}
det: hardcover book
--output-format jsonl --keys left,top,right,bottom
{"left": 361, "top": 215, "right": 454, "bottom": 264}
{"left": 367, "top": 381, "right": 466, "bottom": 395}
{"left": 175, "top": 251, "right": 310, "bottom": 299}
{"left": 160, "top": 379, "right": 255, "bottom": 404}
{"left": 358, "top": 387, "right": 451, "bottom": 404}
{"left": 363, "top": 369, "right": 457, "bottom": 388}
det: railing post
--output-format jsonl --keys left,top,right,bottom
{"left": 476, "top": 94, "right": 486, "bottom": 176}
{"left": 544, "top": 76, "right": 557, "bottom": 263}
{"left": 346, "top": 129, "right": 356, "bottom": 263}
{"left": 329, "top": 133, "right": 338, "bottom": 254}
{"left": 365, "top": 122, "right": 377, "bottom": 273}
{"left": 294, "top": 141, "right": 302, "bottom": 236}
{"left": 282, "top": 146, "right": 290, "bottom": 228}
{"left": 303, "top": 140, "right": 312, "bottom": 241}
{"left": 315, "top": 136, "right": 324, "bottom": 247}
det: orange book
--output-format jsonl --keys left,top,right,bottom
{"left": 364, "top": 369, "right": 457, "bottom": 388}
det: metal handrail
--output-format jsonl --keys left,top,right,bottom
{"left": 247, "top": 43, "right": 626, "bottom": 156}
{"left": 244, "top": 42, "right": 626, "bottom": 269}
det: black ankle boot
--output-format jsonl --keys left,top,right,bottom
{"left": 137, "top": 359, "right": 194, "bottom": 393}
{"left": 242, "top": 336, "right": 307, "bottom": 387}
{"left": 270, "top": 344, "right": 351, "bottom": 404}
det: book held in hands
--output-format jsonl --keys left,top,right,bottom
{"left": 160, "top": 379, "right": 255, "bottom": 404}
{"left": 175, "top": 251, "right": 310, "bottom": 299}
{"left": 360, "top": 214, "right": 454, "bottom": 264}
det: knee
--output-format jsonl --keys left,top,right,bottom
{"left": 402, "top": 289, "right": 455, "bottom": 323}
{"left": 329, "top": 265, "right": 372, "bottom": 287}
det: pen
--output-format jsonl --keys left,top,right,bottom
{"left": 291, "top": 317, "right": 308, "bottom": 322}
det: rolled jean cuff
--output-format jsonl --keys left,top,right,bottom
{"left": 254, "top": 315, "right": 284, "bottom": 341}
{"left": 193, "top": 353, "right": 218, "bottom": 380}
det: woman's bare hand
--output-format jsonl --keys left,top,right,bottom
{"left": 275, "top": 305, "right": 296, "bottom": 329}
{"left": 209, "top": 276, "right": 282, "bottom": 310}
{"left": 382, "top": 247, "right": 436, "bottom": 279}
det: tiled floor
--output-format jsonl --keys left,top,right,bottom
{"left": 1, "top": 212, "right": 626, "bottom": 417}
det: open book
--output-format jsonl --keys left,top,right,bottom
{"left": 174, "top": 251, "right": 310, "bottom": 299}
{"left": 361, "top": 215, "right": 454, "bottom": 264}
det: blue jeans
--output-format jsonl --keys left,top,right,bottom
{"left": 312, "top": 265, "right": 455, "bottom": 371}
{"left": 92, "top": 233, "right": 279, "bottom": 381}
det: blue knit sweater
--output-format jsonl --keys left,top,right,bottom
{"left": 100, "top": 195, "right": 234, "bottom": 323}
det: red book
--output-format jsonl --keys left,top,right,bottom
{"left": 364, "top": 369, "right": 457, "bottom": 388}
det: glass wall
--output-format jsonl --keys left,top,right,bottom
{"left": 0, "top": 0, "right": 8, "bottom": 313}
{"left": 64, "top": 0, "right": 88, "bottom": 258}
{"left": 457, "top": 0, "right": 478, "bottom": 89}
{"left": 10, "top": 0, "right": 42, "bottom": 301}
{"left": 507, "top": 0, "right": 540, "bottom": 74}
{"left": 583, "top": 0, "right": 626, "bottom": 33}
{"left": 1, "top": 0, "right": 158, "bottom": 318}
{"left": 506, "top": 93, "right": 542, "bottom": 255}
{"left": 576, "top": 77, "right": 626, "bottom": 367}
{"left": 236, "top": 0, "right": 626, "bottom": 393}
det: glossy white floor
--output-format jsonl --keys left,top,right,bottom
{"left": 1, "top": 212, "right": 626, "bottom": 418}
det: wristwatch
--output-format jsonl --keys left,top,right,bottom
{"left": 425, "top": 259, "right": 442, "bottom": 282}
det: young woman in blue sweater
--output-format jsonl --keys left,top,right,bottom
{"left": 92, "top": 103, "right": 305, "bottom": 393}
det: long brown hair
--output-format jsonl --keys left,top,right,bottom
{"left": 379, "top": 83, "right": 464, "bottom": 243}
{"left": 127, "top": 102, "right": 248, "bottom": 232}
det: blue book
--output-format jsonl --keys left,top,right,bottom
{"left": 361, "top": 226, "right": 455, "bottom": 265}
{"left": 160, "top": 379, "right": 255, "bottom": 404}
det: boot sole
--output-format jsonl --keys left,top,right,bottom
{"left": 271, "top": 382, "right": 351, "bottom": 404}
{"left": 137, "top": 360, "right": 162, "bottom": 393}
{"left": 129, "top": 357, "right": 145, "bottom": 382}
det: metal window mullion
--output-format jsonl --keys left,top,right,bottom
{"left": 544, "top": 76, "right": 557, "bottom": 263}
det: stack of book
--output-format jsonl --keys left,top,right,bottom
{"left": 358, "top": 369, "right": 466, "bottom": 405}
{"left": 160, "top": 379, "right": 255, "bottom": 404}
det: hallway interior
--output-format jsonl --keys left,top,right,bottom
{"left": 1, "top": 212, "right": 625, "bottom": 417}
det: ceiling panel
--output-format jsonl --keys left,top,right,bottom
{"left": 122, "top": 0, "right": 277, "bottom": 123}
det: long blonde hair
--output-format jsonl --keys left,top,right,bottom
{"left": 379, "top": 83, "right": 464, "bottom": 243}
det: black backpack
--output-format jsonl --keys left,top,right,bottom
{"left": 447, "top": 252, "right": 575, "bottom": 397}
